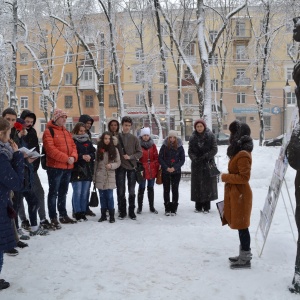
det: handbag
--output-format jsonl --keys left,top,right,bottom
{"left": 207, "top": 160, "right": 220, "bottom": 177}
{"left": 286, "top": 124, "right": 300, "bottom": 170}
{"left": 89, "top": 184, "right": 99, "bottom": 207}
{"left": 156, "top": 167, "right": 163, "bottom": 185}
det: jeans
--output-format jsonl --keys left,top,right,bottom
{"left": 139, "top": 178, "right": 155, "bottom": 189}
{"left": 72, "top": 181, "right": 91, "bottom": 213}
{"left": 116, "top": 166, "right": 137, "bottom": 213}
{"left": 162, "top": 173, "right": 181, "bottom": 206}
{"left": 47, "top": 168, "right": 72, "bottom": 219}
{"left": 98, "top": 189, "right": 114, "bottom": 210}
{"left": 0, "top": 250, "right": 3, "bottom": 273}
{"left": 238, "top": 228, "right": 251, "bottom": 251}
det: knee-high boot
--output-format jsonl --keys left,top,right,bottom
{"left": 137, "top": 188, "right": 145, "bottom": 214}
{"left": 148, "top": 187, "right": 158, "bottom": 214}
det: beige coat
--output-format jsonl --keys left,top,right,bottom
{"left": 94, "top": 149, "right": 121, "bottom": 190}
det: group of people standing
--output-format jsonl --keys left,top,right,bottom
{"left": 0, "top": 104, "right": 255, "bottom": 291}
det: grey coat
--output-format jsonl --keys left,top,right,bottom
{"left": 94, "top": 149, "right": 121, "bottom": 190}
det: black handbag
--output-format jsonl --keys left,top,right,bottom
{"left": 89, "top": 184, "right": 99, "bottom": 207}
{"left": 207, "top": 160, "right": 220, "bottom": 177}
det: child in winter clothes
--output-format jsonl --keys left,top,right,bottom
{"left": 94, "top": 132, "right": 121, "bottom": 223}
{"left": 137, "top": 127, "right": 159, "bottom": 214}
{"left": 71, "top": 122, "right": 96, "bottom": 221}
{"left": 158, "top": 131, "right": 185, "bottom": 216}
{"left": 0, "top": 117, "right": 24, "bottom": 290}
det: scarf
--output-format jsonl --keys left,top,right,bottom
{"left": 139, "top": 137, "right": 154, "bottom": 149}
{"left": 73, "top": 133, "right": 89, "bottom": 143}
{"left": 0, "top": 141, "right": 14, "bottom": 161}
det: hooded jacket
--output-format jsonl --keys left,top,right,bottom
{"left": 79, "top": 114, "right": 94, "bottom": 140}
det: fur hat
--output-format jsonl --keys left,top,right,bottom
{"left": 194, "top": 119, "right": 207, "bottom": 130}
{"left": 140, "top": 127, "right": 151, "bottom": 136}
{"left": 52, "top": 109, "right": 67, "bottom": 122}
{"left": 168, "top": 130, "right": 178, "bottom": 138}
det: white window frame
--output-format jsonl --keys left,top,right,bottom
{"left": 136, "top": 94, "right": 144, "bottom": 106}
{"left": 109, "top": 94, "right": 117, "bottom": 107}
{"left": 209, "top": 30, "right": 218, "bottom": 43}
{"left": 65, "top": 73, "right": 73, "bottom": 85}
{"left": 85, "top": 95, "right": 94, "bottom": 108}
{"left": 40, "top": 119, "right": 46, "bottom": 133}
{"left": 287, "top": 92, "right": 296, "bottom": 105}
{"left": 184, "top": 93, "right": 193, "bottom": 105}
{"left": 65, "top": 52, "right": 73, "bottom": 63}
{"left": 135, "top": 48, "right": 143, "bottom": 60}
{"left": 64, "top": 95, "right": 73, "bottom": 109}
{"left": 82, "top": 68, "right": 93, "bottom": 81}
{"left": 159, "top": 94, "right": 166, "bottom": 105}
{"left": 134, "top": 70, "right": 144, "bottom": 84}
{"left": 20, "top": 96, "right": 28, "bottom": 109}
{"left": 20, "top": 53, "right": 28, "bottom": 65}
{"left": 237, "top": 92, "right": 246, "bottom": 104}
{"left": 287, "top": 67, "right": 294, "bottom": 81}
{"left": 236, "top": 20, "right": 246, "bottom": 36}
{"left": 264, "top": 116, "right": 271, "bottom": 131}
{"left": 236, "top": 44, "right": 247, "bottom": 61}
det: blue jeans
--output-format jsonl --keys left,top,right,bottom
{"left": 98, "top": 189, "right": 114, "bottom": 210}
{"left": 139, "top": 178, "right": 155, "bottom": 189}
{"left": 72, "top": 181, "right": 91, "bottom": 213}
{"left": 47, "top": 168, "right": 72, "bottom": 219}
{"left": 0, "top": 250, "right": 3, "bottom": 273}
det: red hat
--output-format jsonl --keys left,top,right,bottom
{"left": 52, "top": 108, "right": 68, "bottom": 122}
{"left": 194, "top": 119, "right": 207, "bottom": 130}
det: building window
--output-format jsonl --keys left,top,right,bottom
{"left": 40, "top": 119, "right": 46, "bottom": 133}
{"left": 65, "top": 52, "right": 73, "bottom": 63}
{"left": 136, "top": 94, "right": 144, "bottom": 106}
{"left": 184, "top": 70, "right": 192, "bottom": 79}
{"left": 264, "top": 116, "right": 271, "bottom": 131}
{"left": 264, "top": 91, "right": 271, "bottom": 104}
{"left": 65, "top": 121, "right": 73, "bottom": 132}
{"left": 184, "top": 93, "right": 193, "bottom": 105}
{"left": 159, "top": 94, "right": 166, "bottom": 105}
{"left": 183, "top": 41, "right": 195, "bottom": 56}
{"left": 64, "top": 96, "right": 73, "bottom": 108}
{"left": 236, "top": 69, "right": 245, "bottom": 78}
{"left": 209, "top": 30, "right": 218, "bottom": 43}
{"left": 237, "top": 92, "right": 246, "bottom": 104}
{"left": 20, "top": 96, "right": 28, "bottom": 109}
{"left": 109, "top": 94, "right": 117, "bottom": 107}
{"left": 209, "top": 54, "right": 218, "bottom": 65}
{"left": 287, "top": 92, "right": 296, "bottom": 105}
{"left": 85, "top": 95, "right": 94, "bottom": 108}
{"left": 20, "top": 75, "right": 28, "bottom": 87}
{"left": 82, "top": 68, "right": 93, "bottom": 81}
{"left": 39, "top": 96, "right": 48, "bottom": 110}
{"left": 236, "top": 20, "right": 246, "bottom": 36}
{"left": 135, "top": 48, "right": 143, "bottom": 60}
{"left": 287, "top": 43, "right": 297, "bottom": 56}
{"left": 65, "top": 73, "right": 73, "bottom": 85}
{"left": 109, "top": 72, "right": 114, "bottom": 84}
{"left": 134, "top": 70, "right": 144, "bottom": 84}
{"left": 236, "top": 44, "right": 247, "bottom": 61}
{"left": 160, "top": 24, "right": 168, "bottom": 36}
{"left": 20, "top": 53, "right": 28, "bottom": 65}
{"left": 159, "top": 71, "right": 167, "bottom": 83}
{"left": 236, "top": 116, "right": 246, "bottom": 123}
{"left": 211, "top": 79, "right": 218, "bottom": 91}
{"left": 39, "top": 52, "right": 47, "bottom": 64}
{"left": 287, "top": 67, "right": 294, "bottom": 80}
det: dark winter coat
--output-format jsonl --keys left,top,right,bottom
{"left": 158, "top": 137, "right": 185, "bottom": 174}
{"left": 0, "top": 144, "right": 24, "bottom": 251}
{"left": 71, "top": 137, "right": 96, "bottom": 182}
{"left": 79, "top": 114, "right": 94, "bottom": 140}
{"left": 20, "top": 110, "right": 40, "bottom": 172}
{"left": 139, "top": 137, "right": 159, "bottom": 180}
{"left": 188, "top": 129, "right": 218, "bottom": 203}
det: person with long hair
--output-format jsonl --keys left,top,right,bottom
{"left": 94, "top": 132, "right": 121, "bottom": 223}
{"left": 0, "top": 117, "right": 24, "bottom": 290}
{"left": 70, "top": 122, "right": 96, "bottom": 221}
{"left": 137, "top": 127, "right": 159, "bottom": 214}
{"left": 158, "top": 130, "right": 185, "bottom": 216}
{"left": 221, "top": 120, "right": 253, "bottom": 269}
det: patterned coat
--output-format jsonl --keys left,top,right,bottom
{"left": 221, "top": 150, "right": 252, "bottom": 229}
{"left": 94, "top": 149, "right": 121, "bottom": 190}
{"left": 43, "top": 120, "right": 78, "bottom": 169}
{"left": 0, "top": 149, "right": 24, "bottom": 251}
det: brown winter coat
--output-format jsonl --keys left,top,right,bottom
{"left": 94, "top": 149, "right": 121, "bottom": 190}
{"left": 221, "top": 150, "right": 252, "bottom": 230}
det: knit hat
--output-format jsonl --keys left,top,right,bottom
{"left": 194, "top": 119, "right": 207, "bottom": 130}
{"left": 140, "top": 127, "right": 151, "bottom": 136}
{"left": 52, "top": 109, "right": 67, "bottom": 122}
{"left": 168, "top": 130, "right": 178, "bottom": 138}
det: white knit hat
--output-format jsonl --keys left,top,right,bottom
{"left": 140, "top": 127, "right": 151, "bottom": 136}
{"left": 168, "top": 130, "right": 178, "bottom": 138}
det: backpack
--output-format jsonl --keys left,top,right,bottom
{"left": 286, "top": 124, "right": 300, "bottom": 170}
{"left": 41, "top": 127, "right": 54, "bottom": 170}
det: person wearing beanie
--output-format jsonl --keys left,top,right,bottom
{"left": 159, "top": 131, "right": 185, "bottom": 216}
{"left": 43, "top": 108, "right": 78, "bottom": 228}
{"left": 221, "top": 120, "right": 254, "bottom": 269}
{"left": 137, "top": 127, "right": 159, "bottom": 214}
{"left": 188, "top": 119, "right": 218, "bottom": 213}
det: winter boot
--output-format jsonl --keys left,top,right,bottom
{"left": 98, "top": 209, "right": 107, "bottom": 222}
{"left": 148, "top": 187, "right": 158, "bottom": 214}
{"left": 75, "top": 212, "right": 82, "bottom": 222}
{"left": 129, "top": 207, "right": 137, "bottom": 220}
{"left": 137, "top": 188, "right": 145, "bottom": 214}
{"left": 289, "top": 271, "right": 300, "bottom": 294}
{"left": 81, "top": 212, "right": 88, "bottom": 221}
{"left": 164, "top": 202, "right": 171, "bottom": 216}
{"left": 230, "top": 249, "right": 252, "bottom": 269}
{"left": 229, "top": 245, "right": 242, "bottom": 263}
{"left": 109, "top": 209, "right": 115, "bottom": 223}
{"left": 171, "top": 203, "right": 178, "bottom": 216}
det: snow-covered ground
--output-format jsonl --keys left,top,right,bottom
{"left": 2, "top": 141, "right": 299, "bottom": 300}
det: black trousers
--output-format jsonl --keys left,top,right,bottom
{"left": 294, "top": 171, "right": 300, "bottom": 273}
{"left": 195, "top": 201, "right": 211, "bottom": 211}
{"left": 162, "top": 173, "right": 181, "bottom": 207}
{"left": 238, "top": 228, "right": 251, "bottom": 251}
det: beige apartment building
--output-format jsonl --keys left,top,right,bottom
{"left": 14, "top": 8, "right": 298, "bottom": 140}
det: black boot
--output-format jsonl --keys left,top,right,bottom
{"left": 109, "top": 209, "right": 115, "bottom": 223}
{"left": 171, "top": 203, "right": 178, "bottom": 216}
{"left": 137, "top": 188, "right": 145, "bottom": 214}
{"left": 148, "top": 187, "right": 158, "bottom": 214}
{"left": 98, "top": 209, "right": 107, "bottom": 222}
{"left": 164, "top": 202, "right": 171, "bottom": 216}
{"left": 75, "top": 212, "right": 82, "bottom": 222}
{"left": 290, "top": 271, "right": 300, "bottom": 294}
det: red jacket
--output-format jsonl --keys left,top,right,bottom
{"left": 43, "top": 121, "right": 78, "bottom": 169}
{"left": 139, "top": 143, "right": 159, "bottom": 180}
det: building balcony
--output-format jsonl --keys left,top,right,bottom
{"left": 233, "top": 77, "right": 251, "bottom": 86}
{"left": 233, "top": 29, "right": 251, "bottom": 40}
{"left": 182, "top": 78, "right": 196, "bottom": 86}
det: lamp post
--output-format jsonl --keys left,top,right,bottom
{"left": 282, "top": 79, "right": 292, "bottom": 134}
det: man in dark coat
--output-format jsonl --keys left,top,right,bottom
{"left": 19, "top": 110, "right": 53, "bottom": 230}
{"left": 188, "top": 119, "right": 218, "bottom": 213}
